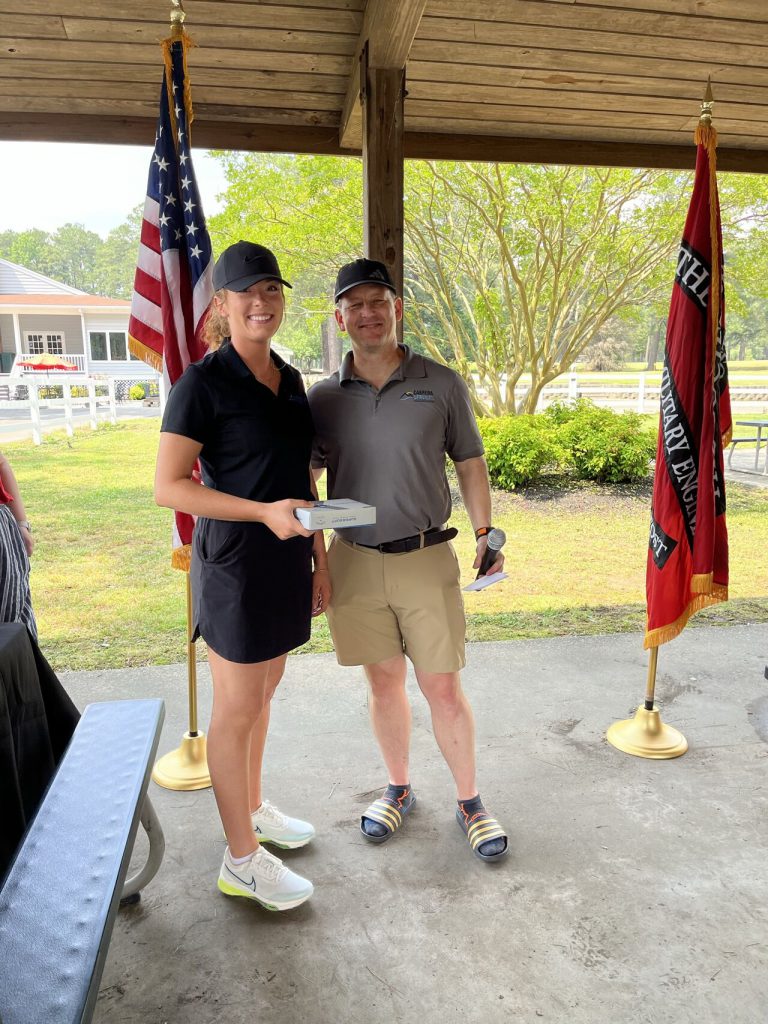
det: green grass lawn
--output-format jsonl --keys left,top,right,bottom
{"left": 5, "top": 419, "right": 767, "bottom": 672}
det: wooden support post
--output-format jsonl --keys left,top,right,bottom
{"left": 362, "top": 48, "right": 405, "bottom": 329}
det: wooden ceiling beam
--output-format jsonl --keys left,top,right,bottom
{"left": 1, "top": 113, "right": 766, "bottom": 173}
{"left": 0, "top": 39, "right": 353, "bottom": 75}
{"left": 403, "top": 132, "right": 768, "bottom": 173}
{"left": 339, "top": 0, "right": 427, "bottom": 150}
{"left": 0, "top": 113, "right": 349, "bottom": 154}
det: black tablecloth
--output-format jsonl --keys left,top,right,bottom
{"left": 0, "top": 623, "right": 79, "bottom": 880}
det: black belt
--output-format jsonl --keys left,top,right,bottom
{"left": 355, "top": 526, "right": 458, "bottom": 554}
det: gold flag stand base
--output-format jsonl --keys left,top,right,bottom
{"left": 152, "top": 731, "right": 211, "bottom": 790}
{"left": 606, "top": 705, "right": 688, "bottom": 760}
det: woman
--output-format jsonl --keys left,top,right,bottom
{"left": 0, "top": 449, "right": 36, "bottom": 639}
{"left": 155, "top": 241, "right": 330, "bottom": 912}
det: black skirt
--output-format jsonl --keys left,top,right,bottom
{"left": 190, "top": 518, "right": 313, "bottom": 664}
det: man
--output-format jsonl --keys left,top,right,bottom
{"left": 308, "top": 258, "right": 508, "bottom": 863}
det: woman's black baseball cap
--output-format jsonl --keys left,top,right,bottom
{"left": 213, "top": 241, "right": 292, "bottom": 292}
{"left": 334, "top": 258, "right": 396, "bottom": 302}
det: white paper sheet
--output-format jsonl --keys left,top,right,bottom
{"left": 463, "top": 571, "right": 508, "bottom": 592}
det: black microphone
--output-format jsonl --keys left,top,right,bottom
{"left": 476, "top": 528, "right": 506, "bottom": 578}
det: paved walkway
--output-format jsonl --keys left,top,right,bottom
{"left": 59, "top": 625, "right": 768, "bottom": 1024}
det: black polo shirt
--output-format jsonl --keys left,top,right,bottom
{"left": 161, "top": 342, "right": 313, "bottom": 502}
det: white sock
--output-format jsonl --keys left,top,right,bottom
{"left": 228, "top": 847, "right": 258, "bottom": 866}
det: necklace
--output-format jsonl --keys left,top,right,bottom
{"left": 255, "top": 359, "right": 280, "bottom": 393}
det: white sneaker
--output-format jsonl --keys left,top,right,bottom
{"left": 217, "top": 846, "right": 313, "bottom": 911}
{"left": 252, "top": 799, "right": 316, "bottom": 849}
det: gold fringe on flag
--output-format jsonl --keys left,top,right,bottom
{"left": 643, "top": 582, "right": 728, "bottom": 649}
{"left": 162, "top": 27, "right": 197, "bottom": 151}
{"left": 172, "top": 544, "right": 192, "bottom": 572}
{"left": 128, "top": 333, "right": 163, "bottom": 373}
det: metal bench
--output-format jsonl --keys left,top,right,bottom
{"left": 0, "top": 698, "right": 165, "bottom": 1024}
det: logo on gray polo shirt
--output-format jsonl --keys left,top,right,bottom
{"left": 400, "top": 389, "right": 434, "bottom": 402}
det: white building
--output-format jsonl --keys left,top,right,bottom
{"left": 0, "top": 258, "right": 294, "bottom": 398}
{"left": 0, "top": 258, "right": 159, "bottom": 395}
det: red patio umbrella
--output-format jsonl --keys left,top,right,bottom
{"left": 16, "top": 353, "right": 78, "bottom": 371}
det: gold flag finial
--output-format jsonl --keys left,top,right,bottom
{"left": 170, "top": 0, "right": 186, "bottom": 39}
{"left": 699, "top": 76, "right": 714, "bottom": 125}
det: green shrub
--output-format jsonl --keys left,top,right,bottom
{"left": 69, "top": 385, "right": 88, "bottom": 398}
{"left": 38, "top": 385, "right": 63, "bottom": 399}
{"left": 477, "top": 415, "right": 560, "bottom": 490}
{"left": 555, "top": 402, "right": 655, "bottom": 483}
{"left": 542, "top": 398, "right": 587, "bottom": 426}
{"left": 129, "top": 383, "right": 146, "bottom": 401}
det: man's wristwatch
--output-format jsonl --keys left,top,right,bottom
{"left": 16, "top": 520, "right": 31, "bottom": 531}
{"left": 474, "top": 526, "right": 492, "bottom": 540}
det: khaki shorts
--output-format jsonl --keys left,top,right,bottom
{"left": 326, "top": 535, "right": 467, "bottom": 672}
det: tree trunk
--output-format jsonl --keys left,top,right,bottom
{"left": 321, "top": 315, "right": 342, "bottom": 375}
{"left": 328, "top": 314, "right": 342, "bottom": 373}
{"left": 321, "top": 319, "right": 331, "bottom": 375}
{"left": 522, "top": 380, "right": 546, "bottom": 414}
{"left": 645, "top": 318, "right": 664, "bottom": 370}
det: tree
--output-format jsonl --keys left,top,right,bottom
{"left": 93, "top": 206, "right": 143, "bottom": 299}
{"left": 47, "top": 223, "right": 103, "bottom": 293}
{"left": 404, "top": 161, "right": 689, "bottom": 413}
{"left": 208, "top": 153, "right": 768, "bottom": 409}
{"left": 0, "top": 229, "right": 54, "bottom": 277}
{"left": 0, "top": 213, "right": 142, "bottom": 299}
{"left": 209, "top": 152, "right": 362, "bottom": 373}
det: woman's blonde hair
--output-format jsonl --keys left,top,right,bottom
{"left": 203, "top": 289, "right": 230, "bottom": 350}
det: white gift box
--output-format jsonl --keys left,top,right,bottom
{"left": 295, "top": 499, "right": 376, "bottom": 530}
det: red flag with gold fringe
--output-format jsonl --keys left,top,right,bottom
{"left": 644, "top": 120, "right": 731, "bottom": 648}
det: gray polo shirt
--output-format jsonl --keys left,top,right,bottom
{"left": 309, "top": 345, "right": 483, "bottom": 544}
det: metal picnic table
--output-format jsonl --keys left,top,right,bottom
{"left": 729, "top": 419, "right": 768, "bottom": 474}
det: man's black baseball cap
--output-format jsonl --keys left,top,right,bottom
{"left": 213, "top": 241, "right": 292, "bottom": 292}
{"left": 334, "top": 258, "right": 396, "bottom": 302}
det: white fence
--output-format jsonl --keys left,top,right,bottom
{"left": 0, "top": 378, "right": 167, "bottom": 445}
{"left": 515, "top": 373, "right": 768, "bottom": 414}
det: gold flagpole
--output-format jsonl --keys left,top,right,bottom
{"left": 153, "top": 574, "right": 211, "bottom": 789}
{"left": 151, "top": 0, "right": 211, "bottom": 791}
{"left": 607, "top": 81, "right": 717, "bottom": 761}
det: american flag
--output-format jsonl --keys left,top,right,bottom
{"left": 128, "top": 33, "right": 213, "bottom": 569}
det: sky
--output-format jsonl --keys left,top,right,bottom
{"left": 0, "top": 141, "right": 229, "bottom": 238}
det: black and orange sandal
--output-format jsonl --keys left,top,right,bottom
{"left": 360, "top": 786, "right": 416, "bottom": 844}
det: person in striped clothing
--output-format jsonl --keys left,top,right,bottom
{"left": 0, "top": 450, "right": 36, "bottom": 640}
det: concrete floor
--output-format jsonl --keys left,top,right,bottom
{"left": 60, "top": 625, "right": 768, "bottom": 1024}
{"left": 725, "top": 444, "right": 768, "bottom": 489}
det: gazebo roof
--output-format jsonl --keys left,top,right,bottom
{"left": 1, "top": 0, "right": 766, "bottom": 171}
